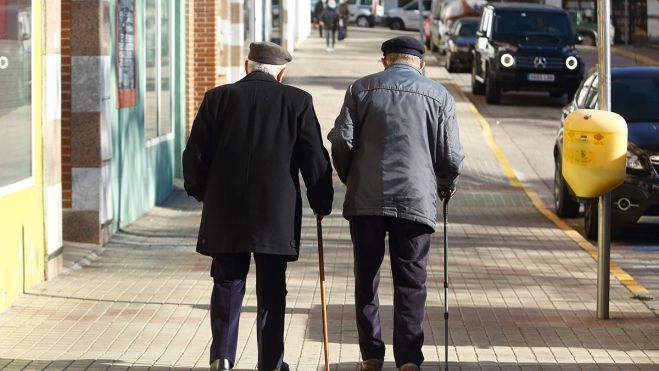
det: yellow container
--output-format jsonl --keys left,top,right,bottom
{"left": 562, "top": 109, "right": 628, "bottom": 198}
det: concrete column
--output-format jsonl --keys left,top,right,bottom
{"left": 62, "top": 0, "right": 113, "bottom": 244}
{"left": 44, "top": 0, "right": 64, "bottom": 278}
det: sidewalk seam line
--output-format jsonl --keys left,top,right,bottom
{"left": 451, "top": 83, "right": 650, "bottom": 298}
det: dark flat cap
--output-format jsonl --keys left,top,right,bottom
{"left": 381, "top": 36, "right": 425, "bottom": 58}
{"left": 248, "top": 41, "right": 292, "bottom": 65}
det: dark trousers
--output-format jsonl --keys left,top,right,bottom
{"left": 326, "top": 28, "right": 336, "bottom": 48}
{"left": 210, "top": 253, "right": 288, "bottom": 370}
{"left": 350, "top": 216, "right": 432, "bottom": 368}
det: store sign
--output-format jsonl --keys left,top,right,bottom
{"left": 116, "top": 0, "right": 137, "bottom": 108}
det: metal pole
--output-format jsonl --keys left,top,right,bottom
{"left": 596, "top": 0, "right": 612, "bottom": 320}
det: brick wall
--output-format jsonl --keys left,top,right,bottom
{"left": 61, "top": 0, "right": 72, "bottom": 209}
{"left": 185, "top": 0, "right": 224, "bottom": 137}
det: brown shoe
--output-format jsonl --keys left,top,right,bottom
{"left": 360, "top": 358, "right": 384, "bottom": 371}
{"left": 399, "top": 363, "right": 420, "bottom": 371}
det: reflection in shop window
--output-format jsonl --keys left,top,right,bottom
{"left": 145, "top": 0, "right": 172, "bottom": 141}
{"left": 0, "top": 0, "right": 32, "bottom": 189}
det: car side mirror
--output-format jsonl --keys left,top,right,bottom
{"left": 476, "top": 30, "right": 486, "bottom": 38}
{"left": 575, "top": 34, "right": 584, "bottom": 44}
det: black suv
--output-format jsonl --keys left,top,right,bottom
{"left": 471, "top": 3, "right": 584, "bottom": 104}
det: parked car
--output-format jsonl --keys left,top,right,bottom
{"left": 384, "top": 0, "right": 432, "bottom": 31}
{"left": 471, "top": 2, "right": 585, "bottom": 104}
{"left": 346, "top": 0, "right": 380, "bottom": 27}
{"left": 553, "top": 67, "right": 659, "bottom": 239}
{"left": 429, "top": 0, "right": 484, "bottom": 54}
{"left": 445, "top": 17, "right": 479, "bottom": 72}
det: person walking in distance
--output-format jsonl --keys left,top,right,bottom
{"left": 338, "top": 0, "right": 351, "bottom": 38}
{"left": 314, "top": 0, "right": 325, "bottom": 38}
{"left": 328, "top": 36, "right": 465, "bottom": 371}
{"left": 321, "top": 0, "right": 340, "bottom": 52}
{"left": 183, "top": 42, "right": 334, "bottom": 371}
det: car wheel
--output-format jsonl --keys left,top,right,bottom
{"left": 581, "top": 32, "right": 596, "bottom": 46}
{"left": 554, "top": 160, "right": 580, "bottom": 217}
{"left": 356, "top": 16, "right": 370, "bottom": 28}
{"left": 446, "top": 53, "right": 455, "bottom": 72}
{"left": 390, "top": 18, "right": 404, "bottom": 30}
{"left": 584, "top": 199, "right": 598, "bottom": 240}
{"left": 485, "top": 70, "right": 501, "bottom": 104}
{"left": 471, "top": 62, "right": 485, "bottom": 95}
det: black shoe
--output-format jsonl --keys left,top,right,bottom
{"left": 210, "top": 358, "right": 233, "bottom": 371}
{"left": 274, "top": 362, "right": 289, "bottom": 371}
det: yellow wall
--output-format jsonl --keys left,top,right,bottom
{"left": 0, "top": 2, "right": 46, "bottom": 312}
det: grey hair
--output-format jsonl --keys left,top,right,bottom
{"left": 384, "top": 53, "right": 422, "bottom": 67}
{"left": 247, "top": 59, "right": 286, "bottom": 78}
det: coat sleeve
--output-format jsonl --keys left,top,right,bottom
{"left": 435, "top": 94, "right": 465, "bottom": 192}
{"left": 183, "top": 92, "right": 214, "bottom": 202}
{"left": 298, "top": 95, "right": 334, "bottom": 216}
{"left": 327, "top": 85, "right": 358, "bottom": 184}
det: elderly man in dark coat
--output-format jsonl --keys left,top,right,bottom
{"left": 328, "top": 36, "right": 464, "bottom": 371}
{"left": 183, "top": 42, "right": 334, "bottom": 371}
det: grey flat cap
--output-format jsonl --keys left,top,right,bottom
{"left": 248, "top": 41, "right": 292, "bottom": 65}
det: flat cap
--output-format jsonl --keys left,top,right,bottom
{"left": 248, "top": 41, "right": 292, "bottom": 65}
{"left": 381, "top": 36, "right": 425, "bottom": 58}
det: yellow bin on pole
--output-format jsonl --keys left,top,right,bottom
{"left": 562, "top": 109, "right": 628, "bottom": 198}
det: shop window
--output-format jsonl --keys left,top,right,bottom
{"left": 0, "top": 0, "right": 32, "bottom": 190}
{"left": 145, "top": 0, "right": 172, "bottom": 141}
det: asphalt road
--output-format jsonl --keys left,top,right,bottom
{"left": 437, "top": 46, "right": 659, "bottom": 310}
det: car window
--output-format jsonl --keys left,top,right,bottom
{"left": 361, "top": 0, "right": 373, "bottom": 6}
{"left": 575, "top": 74, "right": 595, "bottom": 108}
{"left": 457, "top": 21, "right": 478, "bottom": 36}
{"left": 612, "top": 76, "right": 659, "bottom": 122}
{"left": 492, "top": 10, "right": 573, "bottom": 45}
{"left": 348, "top": 0, "right": 357, "bottom": 4}
{"left": 406, "top": 2, "right": 418, "bottom": 11}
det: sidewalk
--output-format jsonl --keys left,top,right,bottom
{"left": 1, "top": 29, "right": 658, "bottom": 371}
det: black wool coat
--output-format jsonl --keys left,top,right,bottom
{"left": 183, "top": 72, "right": 334, "bottom": 260}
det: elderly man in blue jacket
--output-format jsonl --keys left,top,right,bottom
{"left": 328, "top": 36, "right": 464, "bottom": 371}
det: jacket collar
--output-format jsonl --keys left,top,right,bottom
{"left": 238, "top": 71, "right": 281, "bottom": 84}
{"left": 386, "top": 63, "right": 423, "bottom": 75}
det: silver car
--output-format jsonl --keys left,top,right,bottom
{"left": 385, "top": 0, "right": 432, "bottom": 31}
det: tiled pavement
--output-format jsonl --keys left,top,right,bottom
{"left": 1, "top": 29, "right": 658, "bottom": 371}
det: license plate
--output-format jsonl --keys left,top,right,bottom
{"left": 528, "top": 73, "right": 555, "bottom": 82}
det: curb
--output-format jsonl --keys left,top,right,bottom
{"left": 612, "top": 47, "right": 659, "bottom": 66}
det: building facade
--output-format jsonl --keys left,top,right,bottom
{"left": 0, "top": 0, "right": 311, "bottom": 312}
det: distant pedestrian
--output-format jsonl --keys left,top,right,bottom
{"left": 328, "top": 36, "right": 465, "bottom": 371}
{"left": 321, "top": 0, "right": 340, "bottom": 52}
{"left": 314, "top": 0, "right": 325, "bottom": 37}
{"left": 338, "top": 0, "right": 351, "bottom": 38}
{"left": 183, "top": 42, "right": 334, "bottom": 371}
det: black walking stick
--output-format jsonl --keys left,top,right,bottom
{"left": 443, "top": 198, "right": 450, "bottom": 371}
{"left": 316, "top": 216, "right": 330, "bottom": 371}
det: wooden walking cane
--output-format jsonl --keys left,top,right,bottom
{"left": 316, "top": 215, "right": 330, "bottom": 371}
